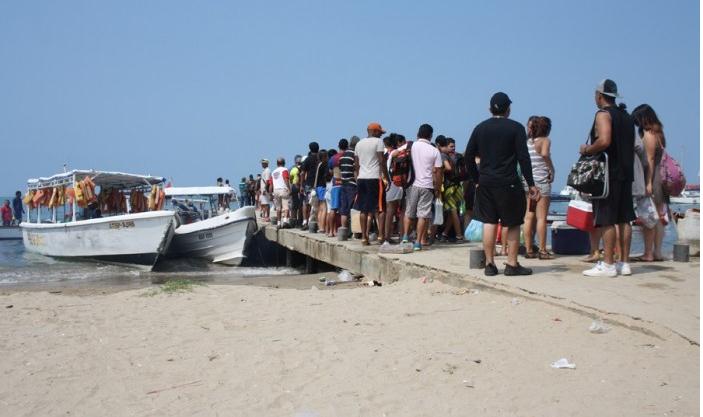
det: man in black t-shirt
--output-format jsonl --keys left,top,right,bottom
{"left": 580, "top": 79, "right": 635, "bottom": 278}
{"left": 465, "top": 92, "right": 539, "bottom": 276}
{"left": 299, "top": 141, "right": 319, "bottom": 229}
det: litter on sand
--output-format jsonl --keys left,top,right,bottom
{"left": 337, "top": 270, "right": 354, "bottom": 282}
{"left": 589, "top": 320, "right": 611, "bottom": 334}
{"left": 550, "top": 358, "right": 576, "bottom": 369}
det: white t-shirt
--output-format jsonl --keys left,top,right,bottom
{"left": 355, "top": 137, "right": 384, "bottom": 180}
{"left": 271, "top": 167, "right": 290, "bottom": 191}
{"left": 260, "top": 167, "right": 271, "bottom": 191}
{"left": 411, "top": 139, "right": 442, "bottom": 189}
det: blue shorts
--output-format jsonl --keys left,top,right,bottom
{"left": 315, "top": 186, "right": 326, "bottom": 201}
{"left": 329, "top": 186, "right": 341, "bottom": 210}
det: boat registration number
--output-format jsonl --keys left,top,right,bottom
{"left": 109, "top": 221, "right": 136, "bottom": 230}
{"left": 26, "top": 233, "right": 44, "bottom": 246}
{"left": 198, "top": 232, "right": 213, "bottom": 240}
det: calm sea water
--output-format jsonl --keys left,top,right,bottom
{"left": 0, "top": 237, "right": 300, "bottom": 288}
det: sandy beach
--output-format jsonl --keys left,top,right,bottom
{"left": 0, "top": 277, "right": 698, "bottom": 417}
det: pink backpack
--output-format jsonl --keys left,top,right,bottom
{"left": 660, "top": 150, "right": 686, "bottom": 197}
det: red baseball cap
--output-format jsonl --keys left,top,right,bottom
{"left": 367, "top": 122, "right": 386, "bottom": 134}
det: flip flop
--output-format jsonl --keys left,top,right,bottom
{"left": 630, "top": 256, "right": 651, "bottom": 263}
{"left": 538, "top": 251, "right": 555, "bottom": 260}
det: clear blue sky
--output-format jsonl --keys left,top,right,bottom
{"left": 1, "top": 0, "right": 699, "bottom": 193}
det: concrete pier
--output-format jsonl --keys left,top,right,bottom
{"left": 261, "top": 224, "right": 700, "bottom": 345}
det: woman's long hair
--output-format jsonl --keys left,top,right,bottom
{"left": 632, "top": 104, "right": 666, "bottom": 148}
{"left": 526, "top": 116, "right": 539, "bottom": 138}
{"left": 527, "top": 116, "right": 551, "bottom": 139}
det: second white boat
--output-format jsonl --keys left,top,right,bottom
{"left": 165, "top": 187, "right": 257, "bottom": 266}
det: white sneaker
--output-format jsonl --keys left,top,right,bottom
{"left": 616, "top": 262, "right": 632, "bottom": 276}
{"left": 583, "top": 261, "right": 617, "bottom": 277}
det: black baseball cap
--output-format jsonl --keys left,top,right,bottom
{"left": 490, "top": 92, "right": 512, "bottom": 113}
{"left": 596, "top": 79, "right": 621, "bottom": 98}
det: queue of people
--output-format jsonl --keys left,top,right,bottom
{"left": 244, "top": 79, "right": 677, "bottom": 278}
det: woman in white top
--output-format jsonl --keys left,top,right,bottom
{"left": 523, "top": 116, "right": 555, "bottom": 259}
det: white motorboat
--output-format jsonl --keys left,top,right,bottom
{"left": 670, "top": 185, "right": 700, "bottom": 205}
{"left": 0, "top": 226, "right": 22, "bottom": 240}
{"left": 165, "top": 187, "right": 257, "bottom": 266}
{"left": 21, "top": 170, "right": 176, "bottom": 269}
{"left": 559, "top": 185, "right": 577, "bottom": 197}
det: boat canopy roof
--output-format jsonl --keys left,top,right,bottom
{"left": 27, "top": 170, "right": 165, "bottom": 190}
{"left": 164, "top": 186, "right": 234, "bottom": 197}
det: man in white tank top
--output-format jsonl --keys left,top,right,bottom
{"left": 271, "top": 157, "right": 291, "bottom": 227}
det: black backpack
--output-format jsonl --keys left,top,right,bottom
{"left": 390, "top": 141, "right": 414, "bottom": 188}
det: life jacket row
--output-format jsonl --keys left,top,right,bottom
{"left": 23, "top": 179, "right": 166, "bottom": 213}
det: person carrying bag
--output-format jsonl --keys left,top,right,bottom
{"left": 567, "top": 137, "right": 609, "bottom": 199}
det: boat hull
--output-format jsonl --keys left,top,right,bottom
{"left": 21, "top": 211, "right": 175, "bottom": 269}
{"left": 670, "top": 197, "right": 700, "bottom": 205}
{"left": 0, "top": 226, "right": 22, "bottom": 240}
{"left": 169, "top": 207, "right": 257, "bottom": 266}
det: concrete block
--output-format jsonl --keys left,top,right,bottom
{"left": 308, "top": 221, "right": 318, "bottom": 233}
{"left": 469, "top": 248, "right": 485, "bottom": 269}
{"left": 674, "top": 243, "right": 690, "bottom": 262}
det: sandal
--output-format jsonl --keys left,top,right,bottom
{"left": 538, "top": 251, "right": 554, "bottom": 260}
{"left": 630, "top": 255, "right": 652, "bottom": 263}
{"left": 524, "top": 252, "right": 538, "bottom": 259}
{"left": 361, "top": 239, "right": 370, "bottom": 246}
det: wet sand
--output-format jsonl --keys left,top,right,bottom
{"left": 0, "top": 278, "right": 697, "bottom": 417}
{"left": 0, "top": 271, "right": 334, "bottom": 296}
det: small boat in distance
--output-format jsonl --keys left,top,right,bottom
{"left": 165, "top": 186, "right": 257, "bottom": 266}
{"left": 670, "top": 184, "right": 700, "bottom": 205}
{"left": 21, "top": 170, "right": 176, "bottom": 269}
{"left": 0, "top": 225, "right": 22, "bottom": 240}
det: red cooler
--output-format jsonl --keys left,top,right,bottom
{"left": 566, "top": 200, "right": 595, "bottom": 231}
